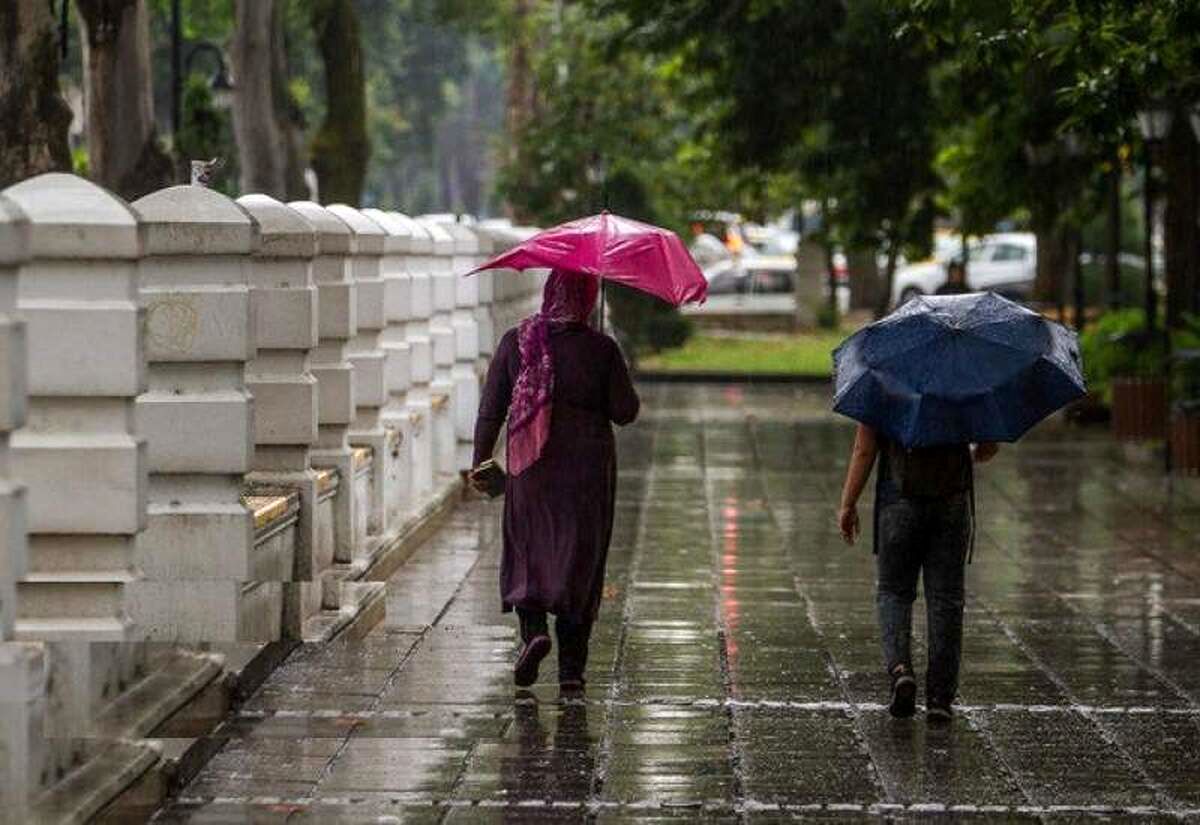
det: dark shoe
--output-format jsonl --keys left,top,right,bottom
{"left": 514, "top": 634, "right": 552, "bottom": 687}
{"left": 888, "top": 665, "right": 917, "bottom": 718}
{"left": 926, "top": 697, "right": 953, "bottom": 723}
{"left": 559, "top": 676, "right": 586, "bottom": 691}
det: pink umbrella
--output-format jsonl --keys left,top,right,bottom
{"left": 467, "top": 212, "right": 707, "bottom": 306}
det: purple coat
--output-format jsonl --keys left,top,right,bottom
{"left": 473, "top": 322, "right": 639, "bottom": 622}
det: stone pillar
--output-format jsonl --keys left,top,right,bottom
{"left": 419, "top": 219, "right": 459, "bottom": 478}
{"left": 0, "top": 197, "right": 27, "bottom": 642}
{"left": 237, "top": 194, "right": 326, "bottom": 635}
{"left": 401, "top": 219, "right": 436, "bottom": 502}
{"left": 471, "top": 226, "right": 497, "bottom": 368}
{"left": 327, "top": 205, "right": 389, "bottom": 551}
{"left": 0, "top": 196, "right": 46, "bottom": 823}
{"left": 129, "top": 185, "right": 267, "bottom": 642}
{"left": 439, "top": 222, "right": 482, "bottom": 470}
{"left": 287, "top": 202, "right": 358, "bottom": 571}
{"left": 3, "top": 173, "right": 146, "bottom": 642}
{"left": 362, "top": 209, "right": 415, "bottom": 527}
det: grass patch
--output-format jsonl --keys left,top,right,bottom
{"left": 639, "top": 332, "right": 850, "bottom": 376}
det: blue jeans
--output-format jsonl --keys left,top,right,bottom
{"left": 875, "top": 492, "right": 971, "bottom": 704}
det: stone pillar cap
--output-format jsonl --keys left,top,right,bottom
{"left": 360, "top": 208, "right": 414, "bottom": 255}
{"left": 0, "top": 195, "right": 30, "bottom": 266}
{"left": 327, "top": 204, "right": 386, "bottom": 256}
{"left": 2, "top": 173, "right": 140, "bottom": 259}
{"left": 133, "top": 185, "right": 257, "bottom": 255}
{"left": 237, "top": 194, "right": 318, "bottom": 258}
{"left": 436, "top": 222, "right": 480, "bottom": 256}
{"left": 417, "top": 218, "right": 455, "bottom": 254}
{"left": 288, "top": 201, "right": 354, "bottom": 255}
{"left": 465, "top": 224, "right": 495, "bottom": 255}
{"left": 389, "top": 213, "right": 433, "bottom": 255}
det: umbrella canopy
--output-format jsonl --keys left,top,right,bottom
{"left": 468, "top": 212, "right": 707, "bottom": 307}
{"left": 832, "top": 292, "right": 1086, "bottom": 447}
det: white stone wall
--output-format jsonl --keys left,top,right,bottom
{"left": 0, "top": 171, "right": 544, "bottom": 821}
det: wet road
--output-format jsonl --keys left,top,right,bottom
{"left": 156, "top": 384, "right": 1200, "bottom": 823}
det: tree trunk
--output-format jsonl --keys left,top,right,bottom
{"left": 875, "top": 242, "right": 899, "bottom": 319}
{"left": 1032, "top": 222, "right": 1072, "bottom": 305}
{"left": 0, "top": 0, "right": 72, "bottom": 187}
{"left": 76, "top": 0, "right": 173, "bottom": 200}
{"left": 309, "top": 0, "right": 368, "bottom": 205}
{"left": 504, "top": 0, "right": 536, "bottom": 221}
{"left": 847, "top": 247, "right": 878, "bottom": 310}
{"left": 1164, "top": 112, "right": 1200, "bottom": 328}
{"left": 1105, "top": 164, "right": 1122, "bottom": 309}
{"left": 231, "top": 0, "right": 305, "bottom": 199}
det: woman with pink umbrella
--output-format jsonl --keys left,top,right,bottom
{"left": 468, "top": 213, "right": 706, "bottom": 692}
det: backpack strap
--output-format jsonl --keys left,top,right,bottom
{"left": 967, "top": 471, "right": 976, "bottom": 564}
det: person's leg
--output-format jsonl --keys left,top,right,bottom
{"left": 514, "top": 607, "right": 552, "bottom": 688}
{"left": 876, "top": 499, "right": 922, "bottom": 673}
{"left": 517, "top": 607, "right": 549, "bottom": 643}
{"left": 922, "top": 494, "right": 971, "bottom": 718}
{"left": 876, "top": 499, "right": 922, "bottom": 717}
{"left": 555, "top": 615, "right": 593, "bottom": 689}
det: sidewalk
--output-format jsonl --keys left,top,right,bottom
{"left": 154, "top": 384, "right": 1200, "bottom": 823}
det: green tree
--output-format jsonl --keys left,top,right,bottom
{"left": 601, "top": 0, "right": 939, "bottom": 317}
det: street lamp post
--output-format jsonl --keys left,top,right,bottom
{"left": 1136, "top": 105, "right": 1172, "bottom": 331}
{"left": 169, "top": 1, "right": 235, "bottom": 138}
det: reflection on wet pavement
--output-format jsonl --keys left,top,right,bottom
{"left": 155, "top": 384, "right": 1200, "bottom": 822}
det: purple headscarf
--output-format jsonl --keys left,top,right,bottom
{"left": 507, "top": 269, "right": 601, "bottom": 476}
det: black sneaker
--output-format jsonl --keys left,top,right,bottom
{"left": 926, "top": 698, "right": 953, "bottom": 723}
{"left": 888, "top": 665, "right": 917, "bottom": 718}
{"left": 514, "top": 634, "right": 552, "bottom": 687}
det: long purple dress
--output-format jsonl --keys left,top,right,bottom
{"left": 473, "top": 322, "right": 639, "bottom": 623}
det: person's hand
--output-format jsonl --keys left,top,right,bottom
{"left": 838, "top": 505, "right": 860, "bottom": 545}
{"left": 468, "top": 468, "right": 490, "bottom": 494}
{"left": 973, "top": 443, "right": 999, "bottom": 464}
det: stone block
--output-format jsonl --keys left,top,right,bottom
{"left": 0, "top": 482, "right": 26, "bottom": 637}
{"left": 353, "top": 276, "right": 387, "bottom": 332}
{"left": 432, "top": 326, "right": 456, "bottom": 368}
{"left": 317, "top": 281, "right": 356, "bottom": 340}
{"left": 311, "top": 356, "right": 355, "bottom": 425}
{"left": 11, "top": 434, "right": 145, "bottom": 534}
{"left": 0, "top": 318, "right": 25, "bottom": 432}
{"left": 410, "top": 272, "right": 433, "bottom": 320}
{"left": 142, "top": 282, "right": 254, "bottom": 362}
{"left": 454, "top": 316, "right": 480, "bottom": 361}
{"left": 139, "top": 500, "right": 255, "bottom": 579}
{"left": 136, "top": 392, "right": 254, "bottom": 473}
{"left": 21, "top": 300, "right": 142, "bottom": 396}
{"left": 252, "top": 284, "right": 318, "bottom": 350}
{"left": 128, "top": 581, "right": 283, "bottom": 642}
{"left": 383, "top": 341, "right": 412, "bottom": 394}
{"left": 383, "top": 268, "right": 412, "bottom": 323}
{"left": 348, "top": 350, "right": 387, "bottom": 408}
{"left": 410, "top": 337, "right": 434, "bottom": 384}
{"left": 246, "top": 376, "right": 318, "bottom": 445}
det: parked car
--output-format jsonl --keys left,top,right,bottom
{"left": 702, "top": 255, "right": 850, "bottom": 312}
{"left": 890, "top": 232, "right": 1037, "bottom": 307}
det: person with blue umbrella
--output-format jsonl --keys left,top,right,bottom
{"left": 833, "top": 292, "right": 1086, "bottom": 721}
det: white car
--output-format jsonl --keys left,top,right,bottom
{"left": 890, "top": 233, "right": 1037, "bottom": 307}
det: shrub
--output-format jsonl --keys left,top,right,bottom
{"left": 1079, "top": 309, "right": 1200, "bottom": 404}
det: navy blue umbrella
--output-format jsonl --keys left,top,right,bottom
{"left": 832, "top": 292, "right": 1086, "bottom": 447}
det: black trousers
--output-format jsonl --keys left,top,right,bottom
{"left": 517, "top": 607, "right": 593, "bottom": 683}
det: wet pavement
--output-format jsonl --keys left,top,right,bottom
{"left": 155, "top": 383, "right": 1200, "bottom": 823}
